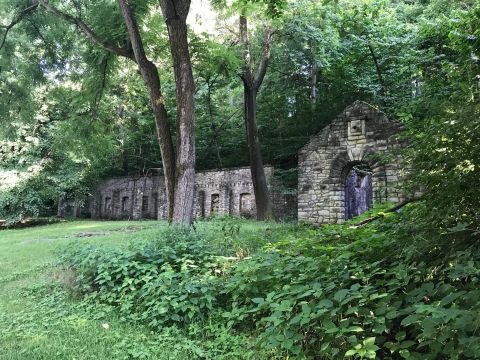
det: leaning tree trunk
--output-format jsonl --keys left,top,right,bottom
{"left": 239, "top": 15, "right": 274, "bottom": 221}
{"left": 139, "top": 61, "right": 176, "bottom": 220}
{"left": 118, "top": 0, "right": 176, "bottom": 220}
{"left": 39, "top": 0, "right": 179, "bottom": 220}
{"left": 159, "top": 0, "right": 196, "bottom": 224}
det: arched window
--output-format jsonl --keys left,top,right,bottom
{"left": 239, "top": 193, "right": 254, "bottom": 218}
{"left": 210, "top": 194, "right": 220, "bottom": 214}
{"left": 121, "top": 197, "right": 129, "bottom": 213}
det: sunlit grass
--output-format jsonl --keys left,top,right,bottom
{"left": 0, "top": 219, "right": 270, "bottom": 360}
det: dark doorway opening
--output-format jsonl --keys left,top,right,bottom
{"left": 239, "top": 193, "right": 254, "bottom": 218}
{"left": 141, "top": 196, "right": 149, "bottom": 218}
{"left": 345, "top": 164, "right": 373, "bottom": 219}
{"left": 198, "top": 191, "right": 206, "bottom": 218}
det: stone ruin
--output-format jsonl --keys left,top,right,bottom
{"left": 86, "top": 166, "right": 296, "bottom": 221}
{"left": 298, "top": 101, "right": 407, "bottom": 224}
{"left": 60, "top": 100, "right": 406, "bottom": 224}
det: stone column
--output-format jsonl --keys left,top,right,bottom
{"left": 57, "top": 197, "right": 66, "bottom": 218}
{"left": 132, "top": 184, "right": 143, "bottom": 220}
{"left": 222, "top": 185, "right": 231, "bottom": 215}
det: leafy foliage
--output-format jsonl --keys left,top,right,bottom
{"left": 60, "top": 212, "right": 480, "bottom": 359}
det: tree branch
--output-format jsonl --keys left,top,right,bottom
{"left": 0, "top": 2, "right": 39, "bottom": 51}
{"left": 367, "top": 41, "right": 387, "bottom": 99}
{"left": 351, "top": 198, "right": 418, "bottom": 227}
{"left": 25, "top": 18, "right": 50, "bottom": 51}
{"left": 254, "top": 26, "right": 274, "bottom": 91}
{"left": 117, "top": 0, "right": 153, "bottom": 68}
{"left": 37, "top": 0, "right": 135, "bottom": 61}
{"left": 239, "top": 15, "right": 253, "bottom": 86}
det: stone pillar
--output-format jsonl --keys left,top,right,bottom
{"left": 57, "top": 197, "right": 66, "bottom": 218}
{"left": 157, "top": 190, "right": 167, "bottom": 220}
{"left": 222, "top": 185, "right": 231, "bottom": 215}
{"left": 132, "top": 185, "right": 143, "bottom": 220}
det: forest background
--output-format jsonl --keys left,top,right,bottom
{"left": 0, "top": 0, "right": 478, "bottom": 228}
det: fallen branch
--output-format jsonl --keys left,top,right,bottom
{"left": 352, "top": 198, "right": 417, "bottom": 227}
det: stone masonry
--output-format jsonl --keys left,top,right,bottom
{"left": 89, "top": 166, "right": 294, "bottom": 220}
{"left": 63, "top": 100, "right": 406, "bottom": 224}
{"left": 298, "top": 101, "right": 407, "bottom": 224}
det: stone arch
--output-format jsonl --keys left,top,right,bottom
{"left": 298, "top": 101, "right": 406, "bottom": 224}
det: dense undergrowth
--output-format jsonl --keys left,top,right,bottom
{"left": 59, "top": 206, "right": 480, "bottom": 360}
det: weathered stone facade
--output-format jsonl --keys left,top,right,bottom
{"left": 91, "top": 175, "right": 166, "bottom": 220}
{"left": 60, "top": 100, "right": 406, "bottom": 224}
{"left": 298, "top": 101, "right": 407, "bottom": 224}
{"left": 89, "top": 166, "right": 295, "bottom": 220}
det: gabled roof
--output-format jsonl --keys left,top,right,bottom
{"left": 300, "top": 100, "right": 404, "bottom": 153}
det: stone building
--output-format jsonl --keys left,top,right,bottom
{"left": 88, "top": 166, "right": 295, "bottom": 220}
{"left": 298, "top": 101, "right": 407, "bottom": 224}
{"left": 59, "top": 100, "right": 406, "bottom": 224}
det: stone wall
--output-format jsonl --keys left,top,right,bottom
{"left": 90, "top": 166, "right": 295, "bottom": 220}
{"left": 298, "top": 100, "right": 407, "bottom": 224}
{"left": 193, "top": 167, "right": 271, "bottom": 219}
{"left": 91, "top": 175, "right": 166, "bottom": 220}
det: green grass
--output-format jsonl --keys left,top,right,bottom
{"left": 0, "top": 219, "right": 278, "bottom": 360}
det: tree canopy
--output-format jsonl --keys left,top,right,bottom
{"left": 0, "top": 0, "right": 478, "bottom": 228}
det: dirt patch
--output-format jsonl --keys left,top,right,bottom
{"left": 74, "top": 231, "right": 110, "bottom": 238}
{"left": 49, "top": 267, "right": 77, "bottom": 288}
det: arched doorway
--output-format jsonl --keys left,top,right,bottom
{"left": 344, "top": 164, "right": 373, "bottom": 219}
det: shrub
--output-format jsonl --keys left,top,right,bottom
{"left": 62, "top": 216, "right": 480, "bottom": 359}
{"left": 62, "top": 227, "right": 227, "bottom": 326}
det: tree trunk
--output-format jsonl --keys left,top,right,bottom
{"left": 118, "top": 0, "right": 176, "bottom": 220}
{"left": 159, "top": 0, "right": 196, "bottom": 224}
{"left": 239, "top": 15, "right": 274, "bottom": 221}
{"left": 141, "top": 61, "right": 176, "bottom": 220}
{"left": 244, "top": 84, "right": 273, "bottom": 220}
{"left": 309, "top": 39, "right": 317, "bottom": 109}
{"left": 310, "top": 63, "right": 317, "bottom": 105}
{"left": 207, "top": 81, "right": 223, "bottom": 168}
{"left": 367, "top": 42, "right": 387, "bottom": 102}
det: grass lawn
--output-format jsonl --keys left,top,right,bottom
{"left": 0, "top": 219, "right": 278, "bottom": 360}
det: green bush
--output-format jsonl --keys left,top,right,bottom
{"left": 62, "top": 228, "right": 225, "bottom": 326}
{"left": 221, "top": 238, "right": 480, "bottom": 359}
{"left": 0, "top": 174, "right": 57, "bottom": 224}
{"left": 62, "top": 215, "right": 480, "bottom": 359}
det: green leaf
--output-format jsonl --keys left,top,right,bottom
{"left": 317, "top": 299, "right": 333, "bottom": 308}
{"left": 334, "top": 289, "right": 349, "bottom": 302}
{"left": 400, "top": 314, "right": 422, "bottom": 326}
{"left": 347, "top": 326, "right": 364, "bottom": 332}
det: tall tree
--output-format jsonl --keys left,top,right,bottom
{"left": 5, "top": 0, "right": 197, "bottom": 223}
{"left": 115, "top": 0, "right": 176, "bottom": 221}
{"left": 239, "top": 14, "right": 274, "bottom": 220}
{"left": 158, "top": 0, "right": 196, "bottom": 224}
